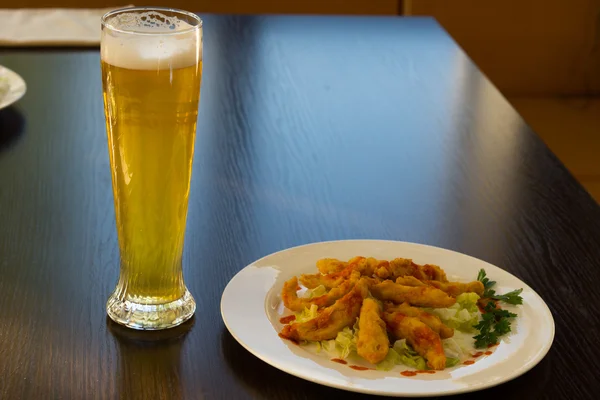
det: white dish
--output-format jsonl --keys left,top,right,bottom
{"left": 0, "top": 65, "right": 26, "bottom": 110}
{"left": 221, "top": 240, "right": 554, "bottom": 397}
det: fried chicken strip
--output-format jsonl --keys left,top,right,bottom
{"left": 383, "top": 312, "right": 446, "bottom": 370}
{"left": 281, "top": 272, "right": 359, "bottom": 312}
{"left": 424, "top": 280, "right": 484, "bottom": 297}
{"left": 300, "top": 257, "right": 375, "bottom": 289}
{"left": 371, "top": 281, "right": 456, "bottom": 308}
{"left": 377, "top": 258, "right": 447, "bottom": 282}
{"left": 394, "top": 276, "right": 426, "bottom": 287}
{"left": 316, "top": 258, "right": 347, "bottom": 275}
{"left": 280, "top": 279, "right": 369, "bottom": 342}
{"left": 357, "top": 298, "right": 390, "bottom": 364}
{"left": 385, "top": 302, "right": 454, "bottom": 339}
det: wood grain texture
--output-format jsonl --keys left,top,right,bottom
{"left": 1, "top": 15, "right": 600, "bottom": 400}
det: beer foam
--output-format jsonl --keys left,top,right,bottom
{"left": 101, "top": 11, "right": 202, "bottom": 70}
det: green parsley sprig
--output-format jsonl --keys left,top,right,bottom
{"left": 473, "top": 300, "right": 517, "bottom": 348}
{"left": 477, "top": 269, "right": 523, "bottom": 305}
{"left": 473, "top": 269, "right": 524, "bottom": 348}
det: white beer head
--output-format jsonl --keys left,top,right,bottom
{"left": 101, "top": 10, "right": 202, "bottom": 70}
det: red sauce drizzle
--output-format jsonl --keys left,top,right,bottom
{"left": 463, "top": 360, "right": 475, "bottom": 365}
{"left": 279, "top": 315, "right": 296, "bottom": 324}
{"left": 401, "top": 371, "right": 418, "bottom": 377}
{"left": 472, "top": 352, "right": 484, "bottom": 358}
{"left": 487, "top": 343, "right": 499, "bottom": 348}
{"left": 278, "top": 333, "right": 299, "bottom": 345}
{"left": 484, "top": 351, "right": 493, "bottom": 355}
{"left": 331, "top": 358, "right": 347, "bottom": 365}
{"left": 349, "top": 365, "right": 370, "bottom": 371}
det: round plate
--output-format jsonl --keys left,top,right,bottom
{"left": 0, "top": 65, "right": 27, "bottom": 110}
{"left": 221, "top": 240, "right": 554, "bottom": 397}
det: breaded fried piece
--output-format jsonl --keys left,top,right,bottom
{"left": 385, "top": 302, "right": 454, "bottom": 339}
{"left": 383, "top": 312, "right": 446, "bottom": 370}
{"left": 366, "top": 257, "right": 390, "bottom": 279}
{"left": 395, "top": 276, "right": 426, "bottom": 287}
{"left": 300, "top": 257, "right": 373, "bottom": 289}
{"left": 281, "top": 272, "right": 360, "bottom": 312}
{"left": 316, "top": 258, "right": 347, "bottom": 275}
{"left": 387, "top": 259, "right": 448, "bottom": 282}
{"left": 424, "top": 280, "right": 484, "bottom": 297}
{"left": 357, "top": 298, "right": 390, "bottom": 364}
{"left": 363, "top": 276, "right": 385, "bottom": 287}
{"left": 371, "top": 281, "right": 456, "bottom": 308}
{"left": 280, "top": 279, "right": 369, "bottom": 342}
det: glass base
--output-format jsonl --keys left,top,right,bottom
{"left": 106, "top": 289, "right": 196, "bottom": 330}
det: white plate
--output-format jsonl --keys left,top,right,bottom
{"left": 221, "top": 240, "right": 554, "bottom": 397}
{"left": 0, "top": 65, "right": 26, "bottom": 110}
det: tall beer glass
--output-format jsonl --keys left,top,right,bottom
{"left": 101, "top": 7, "right": 202, "bottom": 330}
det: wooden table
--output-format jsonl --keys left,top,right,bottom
{"left": 1, "top": 15, "right": 599, "bottom": 400}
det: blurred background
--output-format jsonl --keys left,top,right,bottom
{"left": 3, "top": 0, "right": 600, "bottom": 201}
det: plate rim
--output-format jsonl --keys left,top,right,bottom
{"left": 221, "top": 239, "right": 555, "bottom": 397}
{"left": 0, "top": 64, "right": 27, "bottom": 110}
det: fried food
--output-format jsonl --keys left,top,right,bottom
{"left": 394, "top": 276, "right": 426, "bottom": 287}
{"left": 316, "top": 258, "right": 347, "bottom": 274}
{"left": 383, "top": 311, "right": 446, "bottom": 370}
{"left": 370, "top": 281, "right": 456, "bottom": 308}
{"left": 277, "top": 255, "right": 504, "bottom": 372}
{"left": 424, "top": 280, "right": 484, "bottom": 297}
{"left": 280, "top": 279, "right": 369, "bottom": 342}
{"left": 300, "top": 257, "right": 375, "bottom": 289}
{"left": 357, "top": 298, "right": 390, "bottom": 364}
{"left": 390, "top": 259, "right": 448, "bottom": 282}
{"left": 395, "top": 276, "right": 484, "bottom": 297}
{"left": 281, "top": 272, "right": 360, "bottom": 312}
{"left": 385, "top": 302, "right": 454, "bottom": 339}
{"left": 366, "top": 257, "right": 390, "bottom": 279}
{"left": 374, "top": 258, "right": 448, "bottom": 282}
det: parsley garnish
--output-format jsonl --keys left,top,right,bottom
{"left": 477, "top": 269, "right": 523, "bottom": 305}
{"left": 473, "top": 300, "right": 517, "bottom": 348}
{"left": 477, "top": 269, "right": 496, "bottom": 297}
{"left": 473, "top": 269, "right": 523, "bottom": 348}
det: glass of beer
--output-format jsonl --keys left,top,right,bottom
{"left": 101, "top": 7, "right": 202, "bottom": 330}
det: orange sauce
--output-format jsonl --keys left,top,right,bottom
{"left": 331, "top": 358, "right": 347, "bottom": 365}
{"left": 349, "top": 365, "right": 370, "bottom": 371}
{"left": 278, "top": 333, "right": 299, "bottom": 345}
{"left": 279, "top": 315, "right": 296, "bottom": 324}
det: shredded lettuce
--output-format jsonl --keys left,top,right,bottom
{"left": 302, "top": 285, "right": 327, "bottom": 299}
{"left": 376, "top": 338, "right": 466, "bottom": 371}
{"left": 393, "top": 339, "right": 428, "bottom": 370}
{"left": 376, "top": 348, "right": 402, "bottom": 371}
{"left": 427, "top": 292, "right": 481, "bottom": 332}
{"left": 319, "top": 319, "right": 360, "bottom": 359}
{"left": 457, "top": 292, "right": 480, "bottom": 312}
{"left": 445, "top": 357, "right": 460, "bottom": 367}
{"left": 443, "top": 331, "right": 474, "bottom": 359}
{"left": 293, "top": 295, "right": 479, "bottom": 371}
{"left": 295, "top": 304, "right": 319, "bottom": 323}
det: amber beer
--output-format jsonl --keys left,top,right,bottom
{"left": 101, "top": 8, "right": 202, "bottom": 330}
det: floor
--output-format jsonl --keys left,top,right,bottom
{"left": 509, "top": 97, "right": 600, "bottom": 203}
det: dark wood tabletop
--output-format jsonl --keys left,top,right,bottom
{"left": 1, "top": 14, "right": 599, "bottom": 400}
